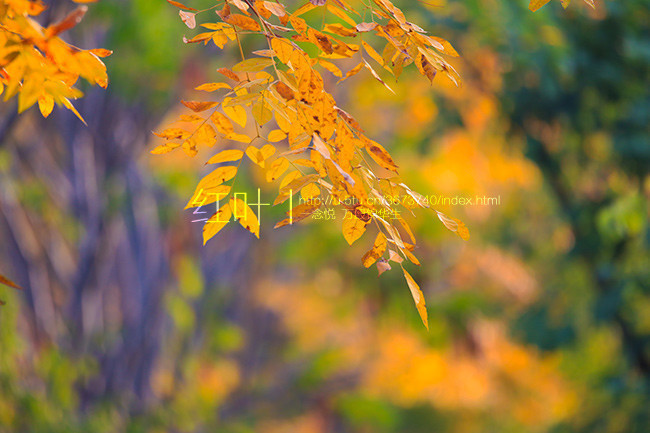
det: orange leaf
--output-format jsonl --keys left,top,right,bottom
{"left": 223, "top": 14, "right": 261, "bottom": 31}
{"left": 167, "top": 0, "right": 198, "bottom": 11}
{"left": 182, "top": 100, "right": 218, "bottom": 112}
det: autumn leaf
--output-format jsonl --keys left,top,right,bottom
{"left": 0, "top": 274, "right": 21, "bottom": 290}
{"left": 222, "top": 101, "right": 247, "bottom": 127}
{"left": 223, "top": 14, "right": 261, "bottom": 31}
{"left": 45, "top": 5, "right": 88, "bottom": 37}
{"left": 342, "top": 213, "right": 368, "bottom": 245}
{"left": 179, "top": 10, "right": 196, "bottom": 28}
{"left": 230, "top": 197, "right": 260, "bottom": 238}
{"left": 356, "top": 22, "right": 378, "bottom": 32}
{"left": 529, "top": 0, "right": 552, "bottom": 11}
{"left": 363, "top": 138, "right": 398, "bottom": 171}
{"left": 246, "top": 144, "right": 276, "bottom": 168}
{"left": 232, "top": 58, "right": 275, "bottom": 72}
{"left": 402, "top": 267, "right": 428, "bottom": 329}
{"left": 195, "top": 82, "right": 232, "bottom": 92}
{"left": 167, "top": 0, "right": 197, "bottom": 11}
{"left": 274, "top": 202, "right": 320, "bottom": 228}
{"left": 182, "top": 100, "right": 218, "bottom": 112}
{"left": 207, "top": 149, "right": 244, "bottom": 164}
{"left": 268, "top": 130, "right": 287, "bottom": 142}
{"left": 436, "top": 211, "right": 470, "bottom": 240}
{"left": 203, "top": 203, "right": 232, "bottom": 244}
{"left": 266, "top": 157, "right": 290, "bottom": 182}
{"left": 377, "top": 260, "right": 391, "bottom": 276}
{"left": 362, "top": 232, "right": 387, "bottom": 267}
{"left": 217, "top": 68, "right": 241, "bottom": 82}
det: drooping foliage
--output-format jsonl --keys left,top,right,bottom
{"left": 0, "top": 0, "right": 111, "bottom": 123}
{"left": 156, "top": 0, "right": 471, "bottom": 327}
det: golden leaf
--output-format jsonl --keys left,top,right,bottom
{"left": 266, "top": 157, "right": 290, "bottom": 182}
{"left": 267, "top": 129, "right": 287, "bottom": 142}
{"left": 362, "top": 232, "right": 387, "bottom": 267}
{"left": 364, "top": 138, "right": 398, "bottom": 171}
{"left": 274, "top": 202, "right": 320, "bottom": 228}
{"left": 230, "top": 197, "right": 260, "bottom": 238}
{"left": 203, "top": 203, "right": 232, "bottom": 244}
{"left": 529, "top": 0, "right": 552, "bottom": 11}
{"left": 195, "top": 82, "right": 232, "bottom": 92}
{"left": 222, "top": 101, "right": 247, "bottom": 127}
{"left": 436, "top": 211, "right": 470, "bottom": 240}
{"left": 246, "top": 144, "right": 276, "bottom": 168}
{"left": 402, "top": 267, "right": 428, "bottom": 329}
{"left": 342, "top": 213, "right": 368, "bottom": 245}
{"left": 211, "top": 111, "right": 235, "bottom": 135}
{"left": 207, "top": 149, "right": 244, "bottom": 164}
{"left": 223, "top": 14, "right": 261, "bottom": 31}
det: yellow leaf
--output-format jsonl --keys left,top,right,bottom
{"left": 430, "top": 36, "right": 459, "bottom": 57}
{"left": 338, "top": 62, "right": 363, "bottom": 83}
{"left": 271, "top": 38, "right": 294, "bottom": 64}
{"left": 326, "top": 4, "right": 357, "bottom": 27}
{"left": 279, "top": 170, "right": 302, "bottom": 189}
{"left": 232, "top": 58, "right": 275, "bottom": 72}
{"left": 342, "top": 214, "right": 368, "bottom": 245}
{"left": 436, "top": 211, "right": 470, "bottom": 240}
{"left": 275, "top": 174, "right": 320, "bottom": 205}
{"left": 38, "top": 95, "right": 54, "bottom": 118}
{"left": 211, "top": 111, "right": 235, "bottom": 135}
{"left": 246, "top": 144, "right": 276, "bottom": 167}
{"left": 61, "top": 98, "right": 87, "bottom": 125}
{"left": 195, "top": 123, "right": 217, "bottom": 147}
{"left": 226, "top": 132, "right": 251, "bottom": 143}
{"left": 230, "top": 197, "right": 260, "bottom": 238}
{"left": 300, "top": 183, "right": 320, "bottom": 200}
{"left": 402, "top": 267, "right": 428, "bottom": 329}
{"left": 415, "top": 52, "right": 437, "bottom": 84}
{"left": 274, "top": 202, "right": 320, "bottom": 228}
{"left": 362, "top": 41, "right": 384, "bottom": 66}
{"left": 223, "top": 101, "right": 247, "bottom": 127}
{"left": 268, "top": 129, "right": 287, "bottom": 142}
{"left": 196, "top": 166, "right": 238, "bottom": 191}
{"left": 529, "top": 0, "right": 552, "bottom": 11}
{"left": 252, "top": 100, "right": 273, "bottom": 125}
{"left": 364, "top": 138, "right": 398, "bottom": 171}
{"left": 207, "top": 149, "right": 244, "bottom": 164}
{"left": 195, "top": 82, "right": 232, "bottom": 92}
{"left": 266, "top": 157, "right": 290, "bottom": 182}
{"left": 362, "top": 232, "right": 387, "bottom": 267}
{"left": 203, "top": 203, "right": 232, "bottom": 244}
{"left": 318, "top": 59, "right": 343, "bottom": 78}
{"left": 150, "top": 144, "right": 179, "bottom": 154}
{"left": 154, "top": 128, "right": 189, "bottom": 140}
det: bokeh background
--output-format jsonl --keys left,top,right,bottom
{"left": 1, "top": 0, "right": 649, "bottom": 432}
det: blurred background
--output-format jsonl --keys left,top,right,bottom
{"left": 0, "top": 0, "right": 649, "bottom": 432}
